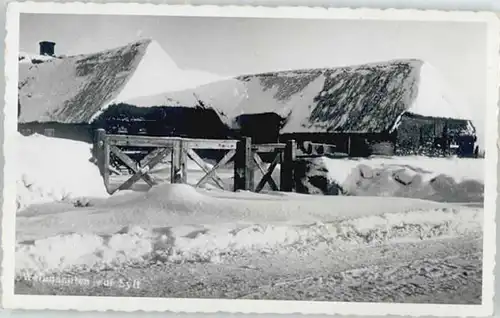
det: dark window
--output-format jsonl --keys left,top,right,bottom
{"left": 44, "top": 128, "right": 55, "bottom": 137}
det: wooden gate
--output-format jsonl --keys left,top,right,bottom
{"left": 181, "top": 139, "right": 237, "bottom": 190}
{"left": 234, "top": 138, "right": 297, "bottom": 193}
{"left": 94, "top": 129, "right": 238, "bottom": 194}
{"left": 95, "top": 129, "right": 175, "bottom": 194}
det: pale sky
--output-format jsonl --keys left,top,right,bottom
{"left": 19, "top": 13, "right": 487, "bottom": 138}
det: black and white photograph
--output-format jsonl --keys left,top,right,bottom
{"left": 2, "top": 3, "right": 498, "bottom": 316}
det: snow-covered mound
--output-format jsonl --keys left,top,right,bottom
{"left": 319, "top": 156, "right": 484, "bottom": 202}
{"left": 149, "top": 158, "right": 214, "bottom": 174}
{"left": 18, "top": 39, "right": 223, "bottom": 125}
{"left": 16, "top": 133, "right": 109, "bottom": 211}
{"left": 16, "top": 183, "right": 482, "bottom": 275}
{"left": 324, "top": 156, "right": 484, "bottom": 185}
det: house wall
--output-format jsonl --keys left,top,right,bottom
{"left": 94, "top": 104, "right": 234, "bottom": 139}
{"left": 279, "top": 132, "right": 396, "bottom": 157}
{"left": 279, "top": 114, "right": 475, "bottom": 158}
{"left": 231, "top": 113, "right": 391, "bottom": 157}
{"left": 234, "top": 113, "right": 284, "bottom": 144}
{"left": 18, "top": 122, "right": 95, "bottom": 143}
{"left": 93, "top": 104, "right": 236, "bottom": 162}
{"left": 395, "top": 113, "right": 476, "bottom": 157}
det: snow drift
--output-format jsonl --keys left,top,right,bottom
{"left": 14, "top": 132, "right": 219, "bottom": 211}
{"left": 16, "top": 133, "right": 109, "bottom": 211}
{"left": 324, "top": 156, "right": 484, "bottom": 186}
{"left": 16, "top": 183, "right": 482, "bottom": 275}
{"left": 319, "top": 156, "right": 484, "bottom": 202}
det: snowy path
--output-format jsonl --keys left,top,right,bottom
{"left": 15, "top": 183, "right": 483, "bottom": 276}
{"left": 16, "top": 184, "right": 476, "bottom": 242}
{"left": 15, "top": 133, "right": 485, "bottom": 303}
{"left": 15, "top": 234, "right": 482, "bottom": 304}
{"left": 15, "top": 185, "right": 483, "bottom": 303}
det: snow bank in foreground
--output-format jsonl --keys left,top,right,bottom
{"left": 16, "top": 206, "right": 482, "bottom": 275}
{"left": 16, "top": 133, "right": 109, "bottom": 211}
{"left": 16, "top": 184, "right": 482, "bottom": 275}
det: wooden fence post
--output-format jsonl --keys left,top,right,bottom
{"left": 171, "top": 139, "right": 182, "bottom": 184}
{"left": 103, "top": 136, "right": 110, "bottom": 192}
{"left": 180, "top": 140, "right": 187, "bottom": 184}
{"left": 347, "top": 135, "right": 352, "bottom": 157}
{"left": 94, "top": 129, "right": 104, "bottom": 171}
{"left": 95, "top": 129, "right": 110, "bottom": 193}
{"left": 280, "top": 139, "right": 296, "bottom": 192}
{"left": 234, "top": 137, "right": 253, "bottom": 191}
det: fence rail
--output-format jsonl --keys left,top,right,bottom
{"left": 106, "top": 133, "right": 238, "bottom": 149}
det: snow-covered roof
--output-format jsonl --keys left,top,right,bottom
{"left": 19, "top": 40, "right": 150, "bottom": 124}
{"left": 19, "top": 52, "right": 56, "bottom": 64}
{"left": 18, "top": 39, "right": 223, "bottom": 124}
{"left": 20, "top": 41, "right": 474, "bottom": 136}
{"left": 125, "top": 59, "right": 475, "bottom": 134}
{"left": 280, "top": 59, "right": 475, "bottom": 134}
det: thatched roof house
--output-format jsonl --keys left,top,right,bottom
{"left": 238, "top": 60, "right": 477, "bottom": 156}
{"left": 135, "top": 59, "right": 476, "bottom": 156}
{"left": 251, "top": 60, "right": 473, "bottom": 134}
{"left": 19, "top": 38, "right": 477, "bottom": 157}
{"left": 18, "top": 39, "right": 225, "bottom": 141}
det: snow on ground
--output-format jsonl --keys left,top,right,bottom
{"left": 149, "top": 158, "right": 214, "bottom": 174}
{"left": 16, "top": 133, "right": 109, "bottom": 211}
{"left": 15, "top": 135, "right": 484, "bottom": 278}
{"left": 15, "top": 133, "right": 218, "bottom": 211}
{"left": 16, "top": 182, "right": 482, "bottom": 275}
{"left": 306, "top": 156, "right": 486, "bottom": 203}
{"left": 323, "top": 155, "right": 483, "bottom": 194}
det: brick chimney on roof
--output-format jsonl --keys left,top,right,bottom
{"left": 39, "top": 41, "right": 55, "bottom": 57}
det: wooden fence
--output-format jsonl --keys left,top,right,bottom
{"left": 234, "top": 137, "right": 297, "bottom": 193}
{"left": 93, "top": 129, "right": 302, "bottom": 194}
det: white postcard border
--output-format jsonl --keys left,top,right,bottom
{"left": 2, "top": 2, "right": 499, "bottom": 316}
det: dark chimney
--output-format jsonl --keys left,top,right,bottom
{"left": 39, "top": 41, "right": 55, "bottom": 56}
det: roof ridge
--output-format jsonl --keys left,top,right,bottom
{"left": 236, "top": 59, "right": 425, "bottom": 79}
